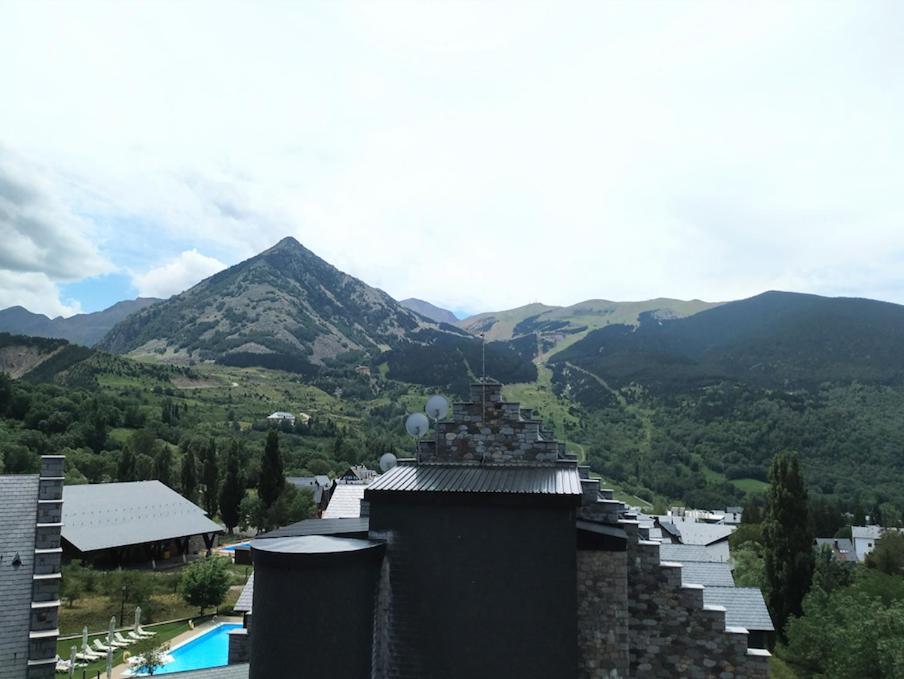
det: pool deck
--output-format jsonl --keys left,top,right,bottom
{"left": 112, "top": 616, "right": 243, "bottom": 677}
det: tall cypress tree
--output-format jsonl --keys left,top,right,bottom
{"left": 181, "top": 445, "right": 198, "bottom": 503}
{"left": 219, "top": 440, "right": 244, "bottom": 534}
{"left": 202, "top": 438, "right": 220, "bottom": 517}
{"left": 763, "top": 451, "right": 814, "bottom": 641}
{"left": 258, "top": 430, "right": 285, "bottom": 509}
{"left": 117, "top": 447, "right": 136, "bottom": 482}
{"left": 154, "top": 446, "right": 173, "bottom": 488}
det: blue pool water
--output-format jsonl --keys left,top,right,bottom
{"left": 136, "top": 623, "right": 242, "bottom": 675}
{"left": 221, "top": 542, "right": 250, "bottom": 552}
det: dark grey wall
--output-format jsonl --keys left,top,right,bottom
{"left": 369, "top": 499, "right": 578, "bottom": 679}
{"left": 249, "top": 550, "right": 383, "bottom": 679}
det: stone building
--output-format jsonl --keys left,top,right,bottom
{"left": 234, "top": 382, "right": 771, "bottom": 678}
{"left": 0, "top": 455, "right": 64, "bottom": 678}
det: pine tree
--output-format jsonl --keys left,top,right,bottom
{"left": 181, "top": 445, "right": 198, "bottom": 503}
{"left": 202, "top": 438, "right": 219, "bottom": 517}
{"left": 258, "top": 430, "right": 285, "bottom": 509}
{"left": 219, "top": 440, "right": 244, "bottom": 534}
{"left": 763, "top": 451, "right": 814, "bottom": 641}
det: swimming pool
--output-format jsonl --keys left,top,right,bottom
{"left": 221, "top": 542, "right": 250, "bottom": 552}
{"left": 134, "top": 623, "right": 242, "bottom": 675}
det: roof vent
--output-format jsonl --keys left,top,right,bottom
{"left": 12, "top": 552, "right": 22, "bottom": 568}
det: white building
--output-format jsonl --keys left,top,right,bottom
{"left": 267, "top": 411, "right": 296, "bottom": 426}
{"left": 852, "top": 525, "right": 886, "bottom": 562}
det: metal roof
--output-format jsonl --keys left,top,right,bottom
{"left": 679, "top": 561, "right": 735, "bottom": 587}
{"left": 703, "top": 587, "right": 774, "bottom": 632}
{"left": 852, "top": 525, "right": 883, "bottom": 540}
{"left": 658, "top": 543, "right": 728, "bottom": 563}
{"left": 234, "top": 574, "right": 254, "bottom": 613}
{"left": 322, "top": 485, "right": 366, "bottom": 519}
{"left": 256, "top": 517, "right": 370, "bottom": 540}
{"left": 0, "top": 474, "right": 39, "bottom": 679}
{"left": 157, "top": 664, "right": 249, "bottom": 679}
{"left": 365, "top": 463, "right": 582, "bottom": 496}
{"left": 62, "top": 481, "right": 223, "bottom": 553}
{"left": 663, "top": 518, "right": 734, "bottom": 546}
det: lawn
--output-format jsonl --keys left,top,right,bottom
{"left": 56, "top": 620, "right": 190, "bottom": 676}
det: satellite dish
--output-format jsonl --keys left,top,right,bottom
{"left": 425, "top": 395, "right": 449, "bottom": 421}
{"left": 379, "top": 452, "right": 398, "bottom": 472}
{"left": 405, "top": 412, "right": 430, "bottom": 438}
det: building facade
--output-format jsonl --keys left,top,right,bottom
{"left": 240, "top": 383, "right": 771, "bottom": 678}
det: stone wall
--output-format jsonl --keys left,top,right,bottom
{"left": 625, "top": 538, "right": 769, "bottom": 679}
{"left": 419, "top": 381, "right": 563, "bottom": 464}
{"left": 577, "top": 550, "right": 629, "bottom": 678}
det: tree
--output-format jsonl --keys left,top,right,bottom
{"left": 202, "top": 438, "right": 219, "bottom": 517}
{"left": 266, "top": 485, "right": 314, "bottom": 531}
{"left": 731, "top": 544, "right": 765, "bottom": 588}
{"left": 866, "top": 531, "right": 904, "bottom": 575}
{"left": 811, "top": 544, "right": 853, "bottom": 594}
{"left": 0, "top": 372, "right": 11, "bottom": 415}
{"left": 180, "top": 445, "right": 198, "bottom": 503}
{"left": 763, "top": 451, "right": 814, "bottom": 641}
{"left": 178, "top": 557, "right": 231, "bottom": 615}
{"left": 219, "top": 441, "right": 244, "bottom": 534}
{"left": 258, "top": 431, "right": 284, "bottom": 509}
{"left": 239, "top": 493, "right": 266, "bottom": 533}
{"left": 131, "top": 638, "right": 171, "bottom": 676}
{"left": 117, "top": 448, "right": 136, "bottom": 482}
{"left": 154, "top": 446, "right": 174, "bottom": 488}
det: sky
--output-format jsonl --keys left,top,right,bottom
{"left": 0, "top": 1, "right": 902, "bottom": 319}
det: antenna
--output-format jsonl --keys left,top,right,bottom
{"left": 405, "top": 412, "right": 429, "bottom": 458}
{"left": 379, "top": 452, "right": 398, "bottom": 472}
{"left": 425, "top": 395, "right": 449, "bottom": 449}
{"left": 480, "top": 333, "right": 486, "bottom": 416}
{"left": 425, "top": 395, "right": 449, "bottom": 421}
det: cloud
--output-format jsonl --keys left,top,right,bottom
{"left": 132, "top": 250, "right": 226, "bottom": 298}
{"left": 0, "top": 271, "right": 81, "bottom": 318}
{"left": 0, "top": 2, "right": 903, "bottom": 312}
{"left": 0, "top": 150, "right": 111, "bottom": 279}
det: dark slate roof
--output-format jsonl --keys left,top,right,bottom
{"left": 256, "top": 517, "right": 370, "bottom": 540}
{"left": 156, "top": 664, "right": 249, "bottom": 679}
{"left": 0, "top": 474, "right": 39, "bottom": 679}
{"left": 234, "top": 574, "right": 254, "bottom": 613}
{"left": 679, "top": 561, "right": 735, "bottom": 587}
{"left": 703, "top": 587, "right": 774, "bottom": 632}
{"left": 658, "top": 543, "right": 727, "bottom": 563}
{"left": 62, "top": 481, "right": 223, "bottom": 552}
{"left": 666, "top": 519, "right": 734, "bottom": 546}
{"left": 365, "top": 463, "right": 582, "bottom": 496}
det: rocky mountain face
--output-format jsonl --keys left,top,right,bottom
{"left": 0, "top": 298, "right": 160, "bottom": 346}
{"left": 98, "top": 237, "right": 535, "bottom": 390}
{"left": 399, "top": 298, "right": 458, "bottom": 324}
{"left": 100, "top": 237, "right": 435, "bottom": 362}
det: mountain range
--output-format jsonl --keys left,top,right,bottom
{"left": 550, "top": 290, "right": 904, "bottom": 399}
{"left": 399, "top": 298, "right": 459, "bottom": 324}
{"left": 5, "top": 236, "right": 904, "bottom": 399}
{"left": 0, "top": 298, "right": 160, "bottom": 346}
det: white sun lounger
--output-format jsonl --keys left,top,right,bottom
{"left": 114, "top": 632, "right": 136, "bottom": 646}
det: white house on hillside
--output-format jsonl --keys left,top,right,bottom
{"left": 851, "top": 525, "right": 900, "bottom": 562}
{"left": 267, "top": 411, "right": 296, "bottom": 426}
